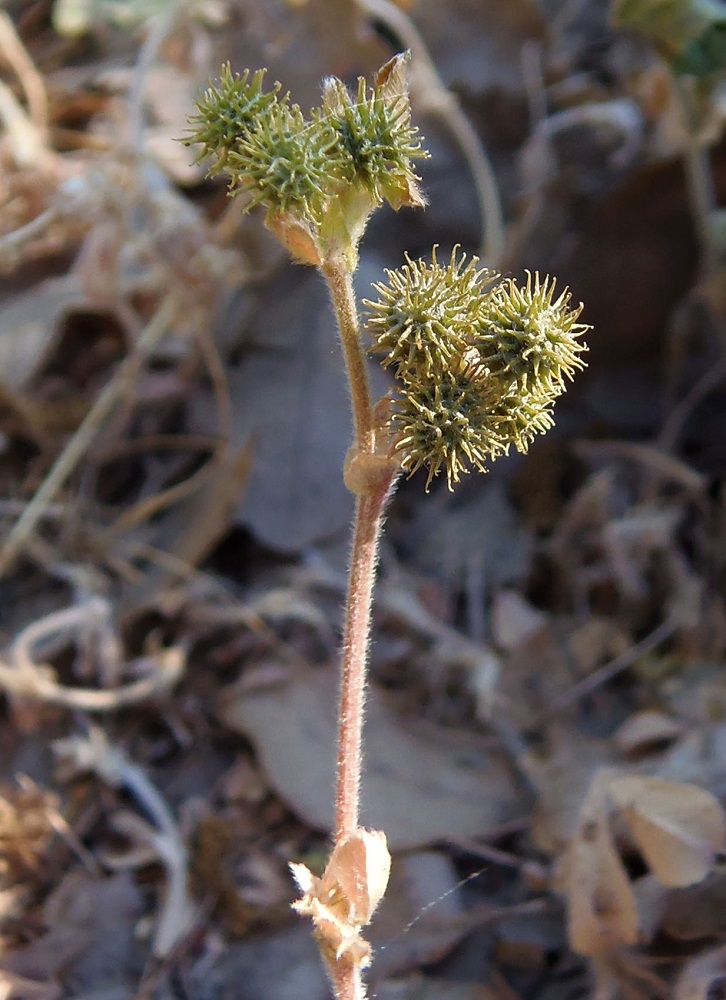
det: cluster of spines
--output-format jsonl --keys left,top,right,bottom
{"left": 366, "top": 249, "right": 588, "bottom": 489}
{"left": 319, "top": 74, "right": 426, "bottom": 210}
{"left": 187, "top": 67, "right": 282, "bottom": 175}
{"left": 185, "top": 56, "right": 427, "bottom": 244}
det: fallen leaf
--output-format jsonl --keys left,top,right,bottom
{"left": 613, "top": 710, "right": 683, "bottom": 758}
{"left": 607, "top": 775, "right": 726, "bottom": 888}
{"left": 529, "top": 727, "right": 615, "bottom": 855}
{"left": 564, "top": 773, "right": 638, "bottom": 957}
{"left": 219, "top": 663, "right": 524, "bottom": 850}
{"left": 490, "top": 589, "right": 547, "bottom": 651}
{"left": 0, "top": 277, "right": 80, "bottom": 392}
{"left": 229, "top": 268, "right": 388, "bottom": 552}
{"left": 662, "top": 873, "right": 726, "bottom": 941}
{"left": 369, "top": 851, "right": 467, "bottom": 980}
{"left": 0, "top": 871, "right": 142, "bottom": 991}
{"left": 374, "top": 978, "right": 504, "bottom": 1000}
{"left": 0, "top": 970, "right": 61, "bottom": 1000}
{"left": 414, "top": 0, "right": 543, "bottom": 96}
{"left": 409, "top": 478, "right": 526, "bottom": 593}
{"left": 186, "top": 924, "right": 328, "bottom": 1000}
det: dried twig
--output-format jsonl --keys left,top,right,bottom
{"left": 54, "top": 727, "right": 194, "bottom": 958}
{"left": 0, "top": 597, "right": 183, "bottom": 710}
{"left": 0, "top": 296, "right": 176, "bottom": 577}
{"left": 0, "top": 12, "right": 48, "bottom": 133}
{"left": 573, "top": 440, "right": 707, "bottom": 493}
{"left": 543, "top": 616, "right": 678, "bottom": 717}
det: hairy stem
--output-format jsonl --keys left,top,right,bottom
{"left": 321, "top": 251, "right": 398, "bottom": 1000}
{"left": 334, "top": 956, "right": 365, "bottom": 1000}
{"left": 322, "top": 254, "right": 375, "bottom": 453}
{"left": 335, "top": 486, "right": 391, "bottom": 841}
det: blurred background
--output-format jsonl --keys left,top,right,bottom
{"left": 1, "top": 2, "right": 726, "bottom": 998}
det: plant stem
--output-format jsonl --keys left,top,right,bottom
{"left": 321, "top": 250, "right": 398, "bottom": 1000}
{"left": 322, "top": 254, "right": 375, "bottom": 453}
{"left": 334, "top": 956, "right": 364, "bottom": 1000}
{"left": 335, "top": 487, "right": 391, "bottom": 842}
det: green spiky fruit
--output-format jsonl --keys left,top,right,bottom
{"left": 227, "top": 104, "right": 333, "bottom": 221}
{"left": 365, "top": 248, "right": 498, "bottom": 378}
{"left": 391, "top": 365, "right": 509, "bottom": 490}
{"left": 476, "top": 273, "right": 588, "bottom": 397}
{"left": 321, "top": 68, "right": 427, "bottom": 211}
{"left": 368, "top": 254, "right": 589, "bottom": 490}
{"left": 186, "top": 66, "right": 282, "bottom": 174}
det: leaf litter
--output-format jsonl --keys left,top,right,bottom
{"left": 1, "top": 1, "right": 726, "bottom": 999}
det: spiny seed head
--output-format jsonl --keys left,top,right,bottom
{"left": 391, "top": 367, "right": 510, "bottom": 490}
{"left": 227, "top": 103, "right": 331, "bottom": 220}
{"left": 365, "top": 247, "right": 498, "bottom": 378}
{"left": 476, "top": 272, "right": 588, "bottom": 397}
{"left": 185, "top": 54, "right": 429, "bottom": 264}
{"left": 321, "top": 53, "right": 428, "bottom": 211}
{"left": 186, "top": 66, "right": 282, "bottom": 174}
{"left": 369, "top": 253, "right": 589, "bottom": 490}
{"left": 489, "top": 393, "right": 556, "bottom": 454}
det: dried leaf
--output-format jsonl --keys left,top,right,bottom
{"left": 613, "top": 711, "right": 683, "bottom": 758}
{"left": 228, "top": 268, "right": 389, "bottom": 552}
{"left": 530, "top": 728, "right": 615, "bottom": 855}
{"left": 490, "top": 590, "right": 547, "bottom": 651}
{"left": 369, "top": 851, "right": 466, "bottom": 979}
{"left": 607, "top": 775, "right": 726, "bottom": 888}
{"left": 0, "top": 970, "right": 61, "bottom": 1000}
{"left": 662, "top": 873, "right": 726, "bottom": 941}
{"left": 0, "top": 277, "right": 80, "bottom": 392}
{"left": 292, "top": 828, "right": 390, "bottom": 974}
{"left": 219, "top": 663, "right": 523, "bottom": 850}
{"left": 329, "top": 829, "right": 391, "bottom": 925}
{"left": 374, "top": 51, "right": 410, "bottom": 103}
{"left": 564, "top": 774, "right": 638, "bottom": 957}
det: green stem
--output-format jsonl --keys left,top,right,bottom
{"left": 322, "top": 254, "right": 375, "bottom": 453}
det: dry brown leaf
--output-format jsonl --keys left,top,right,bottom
{"left": 0, "top": 782, "right": 58, "bottom": 883}
{"left": 0, "top": 871, "right": 141, "bottom": 986}
{"left": 219, "top": 663, "right": 523, "bottom": 850}
{"left": 613, "top": 711, "right": 683, "bottom": 758}
{"left": 564, "top": 774, "right": 638, "bottom": 957}
{"left": 661, "top": 873, "right": 726, "bottom": 941}
{"left": 607, "top": 775, "right": 726, "bottom": 888}
{"left": 330, "top": 829, "right": 391, "bottom": 925}
{"left": 292, "top": 828, "right": 391, "bottom": 972}
{"left": 374, "top": 979, "right": 505, "bottom": 1000}
{"left": 529, "top": 728, "right": 615, "bottom": 855}
{"left": 0, "top": 277, "right": 80, "bottom": 392}
{"left": 413, "top": 0, "right": 543, "bottom": 95}
{"left": 0, "top": 970, "right": 61, "bottom": 1000}
{"left": 490, "top": 590, "right": 547, "bottom": 651}
{"left": 228, "top": 268, "right": 385, "bottom": 552}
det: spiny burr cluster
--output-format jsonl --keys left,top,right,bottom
{"left": 366, "top": 250, "right": 588, "bottom": 489}
{"left": 186, "top": 55, "right": 427, "bottom": 266}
